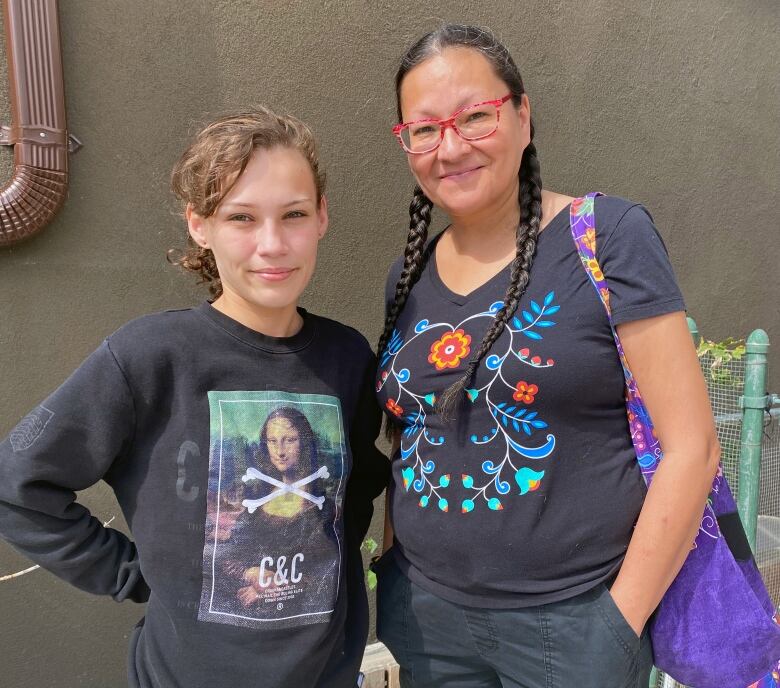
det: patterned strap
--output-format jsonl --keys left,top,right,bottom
{"left": 569, "top": 193, "right": 661, "bottom": 486}
{"left": 569, "top": 193, "right": 721, "bottom": 541}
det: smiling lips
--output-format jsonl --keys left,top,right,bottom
{"left": 252, "top": 267, "right": 297, "bottom": 282}
{"left": 440, "top": 165, "right": 483, "bottom": 181}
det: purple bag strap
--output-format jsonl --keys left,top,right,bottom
{"left": 569, "top": 193, "right": 722, "bottom": 542}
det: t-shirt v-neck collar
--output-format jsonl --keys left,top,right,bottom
{"left": 427, "top": 204, "right": 571, "bottom": 307}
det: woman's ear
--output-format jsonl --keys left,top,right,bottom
{"left": 186, "top": 204, "right": 210, "bottom": 248}
{"left": 316, "top": 196, "right": 329, "bottom": 240}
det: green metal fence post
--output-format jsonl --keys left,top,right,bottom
{"left": 686, "top": 317, "right": 699, "bottom": 346}
{"left": 649, "top": 666, "right": 659, "bottom": 688}
{"left": 737, "top": 329, "right": 769, "bottom": 549}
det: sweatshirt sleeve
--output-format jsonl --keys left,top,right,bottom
{"left": 0, "top": 340, "right": 149, "bottom": 602}
{"left": 345, "top": 352, "right": 390, "bottom": 544}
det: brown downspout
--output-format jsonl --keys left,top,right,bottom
{"left": 0, "top": 0, "right": 76, "bottom": 247}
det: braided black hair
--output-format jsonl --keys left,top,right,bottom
{"left": 376, "top": 185, "right": 433, "bottom": 358}
{"left": 379, "top": 24, "right": 544, "bottom": 422}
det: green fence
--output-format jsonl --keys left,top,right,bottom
{"left": 651, "top": 322, "right": 780, "bottom": 688}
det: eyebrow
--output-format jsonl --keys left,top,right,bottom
{"left": 406, "top": 94, "right": 490, "bottom": 120}
{"left": 220, "top": 198, "right": 314, "bottom": 211}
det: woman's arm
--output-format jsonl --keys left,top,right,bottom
{"left": 382, "top": 430, "right": 401, "bottom": 553}
{"left": 0, "top": 340, "right": 148, "bottom": 602}
{"left": 608, "top": 311, "right": 720, "bottom": 636}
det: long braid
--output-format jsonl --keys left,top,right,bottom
{"left": 377, "top": 184, "right": 433, "bottom": 358}
{"left": 435, "top": 142, "right": 543, "bottom": 421}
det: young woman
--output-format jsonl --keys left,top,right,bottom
{"left": 374, "top": 25, "right": 720, "bottom": 687}
{"left": 0, "top": 107, "right": 388, "bottom": 687}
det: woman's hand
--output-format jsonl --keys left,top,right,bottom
{"left": 611, "top": 311, "right": 721, "bottom": 633}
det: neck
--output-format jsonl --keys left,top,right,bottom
{"left": 212, "top": 292, "right": 303, "bottom": 338}
{"left": 446, "top": 180, "right": 521, "bottom": 262}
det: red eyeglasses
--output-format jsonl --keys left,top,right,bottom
{"left": 392, "top": 94, "right": 513, "bottom": 154}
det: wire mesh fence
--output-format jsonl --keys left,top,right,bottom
{"left": 652, "top": 340, "right": 780, "bottom": 688}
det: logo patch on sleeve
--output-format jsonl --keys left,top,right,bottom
{"left": 10, "top": 406, "right": 54, "bottom": 452}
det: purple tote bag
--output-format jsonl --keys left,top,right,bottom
{"left": 570, "top": 193, "right": 780, "bottom": 688}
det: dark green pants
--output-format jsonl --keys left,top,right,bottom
{"left": 375, "top": 554, "right": 653, "bottom": 688}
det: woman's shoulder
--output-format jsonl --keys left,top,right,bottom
{"left": 590, "top": 194, "right": 660, "bottom": 252}
{"left": 110, "top": 306, "right": 201, "bottom": 343}
{"left": 307, "top": 313, "right": 375, "bottom": 361}
{"left": 104, "top": 306, "right": 204, "bottom": 365}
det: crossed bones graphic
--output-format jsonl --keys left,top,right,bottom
{"left": 241, "top": 465, "right": 330, "bottom": 513}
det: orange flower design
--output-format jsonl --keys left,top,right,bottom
{"left": 586, "top": 258, "right": 604, "bottom": 282}
{"left": 428, "top": 329, "right": 471, "bottom": 371}
{"left": 513, "top": 381, "right": 538, "bottom": 404}
{"left": 600, "top": 287, "right": 611, "bottom": 311}
{"left": 386, "top": 399, "right": 404, "bottom": 417}
{"left": 583, "top": 228, "right": 596, "bottom": 253}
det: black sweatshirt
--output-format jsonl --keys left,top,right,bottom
{"left": 0, "top": 303, "right": 388, "bottom": 687}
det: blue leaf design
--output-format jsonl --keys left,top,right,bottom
{"left": 546, "top": 305, "right": 560, "bottom": 315}
{"left": 512, "top": 317, "right": 523, "bottom": 329}
{"left": 535, "top": 321, "right": 556, "bottom": 328}
{"left": 531, "top": 420, "right": 548, "bottom": 429}
{"left": 506, "top": 406, "right": 516, "bottom": 413}
{"left": 522, "top": 310, "right": 534, "bottom": 324}
{"left": 497, "top": 402, "right": 507, "bottom": 409}
{"left": 501, "top": 415, "right": 509, "bottom": 427}
{"left": 507, "top": 434, "right": 556, "bottom": 459}
{"left": 530, "top": 300, "right": 541, "bottom": 315}
{"left": 543, "top": 291, "right": 555, "bottom": 306}
{"left": 515, "top": 409, "right": 527, "bottom": 417}
{"left": 522, "top": 330, "right": 543, "bottom": 340}
{"left": 526, "top": 412, "right": 537, "bottom": 420}
{"left": 512, "top": 419, "right": 520, "bottom": 432}
{"left": 523, "top": 424, "right": 532, "bottom": 436}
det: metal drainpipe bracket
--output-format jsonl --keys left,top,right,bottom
{"left": 0, "top": 124, "right": 82, "bottom": 154}
{"left": 68, "top": 134, "right": 82, "bottom": 154}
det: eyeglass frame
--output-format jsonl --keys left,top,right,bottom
{"left": 392, "top": 93, "right": 515, "bottom": 155}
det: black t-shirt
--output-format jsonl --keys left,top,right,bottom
{"left": 0, "top": 303, "right": 388, "bottom": 687}
{"left": 376, "top": 195, "right": 685, "bottom": 608}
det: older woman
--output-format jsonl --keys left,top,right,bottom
{"left": 374, "top": 24, "right": 720, "bottom": 688}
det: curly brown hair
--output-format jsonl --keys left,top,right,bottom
{"left": 169, "top": 106, "right": 326, "bottom": 297}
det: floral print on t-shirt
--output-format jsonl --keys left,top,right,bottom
{"left": 377, "top": 293, "right": 561, "bottom": 514}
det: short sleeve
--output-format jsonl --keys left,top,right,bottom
{"left": 596, "top": 199, "right": 686, "bottom": 326}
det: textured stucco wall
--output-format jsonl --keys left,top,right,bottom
{"left": 0, "top": 2, "right": 777, "bottom": 685}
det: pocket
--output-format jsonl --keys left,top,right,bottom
{"left": 596, "top": 583, "right": 641, "bottom": 657}
{"left": 369, "top": 547, "right": 396, "bottom": 576}
{"left": 375, "top": 552, "right": 409, "bottom": 660}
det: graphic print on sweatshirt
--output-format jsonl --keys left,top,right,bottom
{"left": 198, "top": 391, "right": 346, "bottom": 629}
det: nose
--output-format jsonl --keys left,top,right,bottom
{"left": 255, "top": 221, "right": 287, "bottom": 257}
{"left": 436, "top": 124, "right": 469, "bottom": 161}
